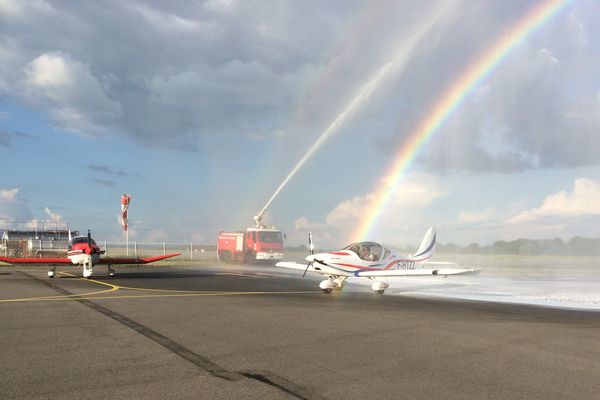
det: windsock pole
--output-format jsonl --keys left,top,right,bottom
{"left": 121, "top": 194, "right": 131, "bottom": 256}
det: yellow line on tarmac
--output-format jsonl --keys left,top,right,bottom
{"left": 59, "top": 272, "right": 200, "bottom": 294}
{"left": 0, "top": 269, "right": 315, "bottom": 304}
{"left": 110, "top": 285, "right": 212, "bottom": 293}
{"left": 60, "top": 272, "right": 121, "bottom": 289}
{"left": 0, "top": 290, "right": 317, "bottom": 303}
{"left": 82, "top": 290, "right": 317, "bottom": 301}
{"left": 65, "top": 271, "right": 271, "bottom": 294}
{"left": 0, "top": 272, "right": 120, "bottom": 303}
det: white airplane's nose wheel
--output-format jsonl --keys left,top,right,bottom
{"left": 371, "top": 281, "right": 389, "bottom": 295}
{"left": 108, "top": 268, "right": 116, "bottom": 277}
{"left": 319, "top": 279, "right": 337, "bottom": 294}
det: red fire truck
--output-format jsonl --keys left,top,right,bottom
{"left": 217, "top": 227, "right": 284, "bottom": 264}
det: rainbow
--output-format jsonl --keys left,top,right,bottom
{"left": 352, "top": 0, "right": 573, "bottom": 242}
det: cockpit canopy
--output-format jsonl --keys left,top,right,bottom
{"left": 68, "top": 236, "right": 98, "bottom": 250}
{"left": 343, "top": 242, "right": 391, "bottom": 261}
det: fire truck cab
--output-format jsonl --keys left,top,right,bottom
{"left": 217, "top": 227, "right": 283, "bottom": 264}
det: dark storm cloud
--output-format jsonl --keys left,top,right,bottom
{"left": 92, "top": 178, "right": 116, "bottom": 187}
{"left": 86, "top": 164, "right": 141, "bottom": 177}
{"left": 0, "top": 128, "right": 37, "bottom": 146}
{"left": 369, "top": 1, "right": 600, "bottom": 173}
{"left": 0, "top": 0, "right": 598, "bottom": 172}
{"left": 0, "top": 0, "right": 366, "bottom": 144}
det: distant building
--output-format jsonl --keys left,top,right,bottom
{"left": 1, "top": 229, "right": 78, "bottom": 257}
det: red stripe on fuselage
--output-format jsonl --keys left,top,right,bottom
{"left": 331, "top": 263, "right": 382, "bottom": 270}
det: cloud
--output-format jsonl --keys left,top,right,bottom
{"left": 0, "top": 188, "right": 33, "bottom": 223}
{"left": 86, "top": 164, "right": 140, "bottom": 177}
{"left": 291, "top": 174, "right": 446, "bottom": 247}
{"left": 0, "top": 188, "right": 19, "bottom": 201}
{"left": 458, "top": 207, "right": 496, "bottom": 223}
{"left": 0, "top": 188, "right": 70, "bottom": 229}
{"left": 508, "top": 178, "right": 600, "bottom": 223}
{"left": 19, "top": 52, "right": 122, "bottom": 136}
{"left": 0, "top": 0, "right": 467, "bottom": 152}
{"left": 43, "top": 207, "right": 64, "bottom": 222}
{"left": 372, "top": 4, "right": 600, "bottom": 173}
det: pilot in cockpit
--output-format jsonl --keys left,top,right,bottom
{"left": 361, "top": 246, "right": 375, "bottom": 261}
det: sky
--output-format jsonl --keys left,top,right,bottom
{"left": 0, "top": 0, "right": 599, "bottom": 248}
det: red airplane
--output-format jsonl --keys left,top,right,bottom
{"left": 0, "top": 230, "right": 180, "bottom": 278}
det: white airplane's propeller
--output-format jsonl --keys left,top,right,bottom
{"left": 302, "top": 232, "right": 314, "bottom": 278}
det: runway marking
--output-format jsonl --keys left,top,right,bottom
{"left": 0, "top": 269, "right": 318, "bottom": 303}
{"left": 0, "top": 272, "right": 120, "bottom": 303}
{"left": 0, "top": 290, "right": 318, "bottom": 303}
{"left": 7, "top": 270, "right": 327, "bottom": 399}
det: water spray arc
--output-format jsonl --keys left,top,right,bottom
{"left": 254, "top": 4, "right": 454, "bottom": 226}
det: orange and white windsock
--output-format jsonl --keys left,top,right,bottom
{"left": 121, "top": 194, "right": 131, "bottom": 232}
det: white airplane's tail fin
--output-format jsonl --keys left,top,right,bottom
{"left": 410, "top": 227, "right": 436, "bottom": 262}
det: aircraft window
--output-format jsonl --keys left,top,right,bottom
{"left": 368, "top": 244, "right": 382, "bottom": 261}
{"left": 345, "top": 243, "right": 361, "bottom": 255}
{"left": 70, "top": 237, "right": 97, "bottom": 245}
{"left": 345, "top": 242, "right": 382, "bottom": 261}
{"left": 382, "top": 247, "right": 391, "bottom": 259}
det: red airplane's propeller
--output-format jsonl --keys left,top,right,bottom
{"left": 86, "top": 229, "right": 93, "bottom": 254}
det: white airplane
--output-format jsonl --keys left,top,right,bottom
{"left": 276, "top": 227, "right": 477, "bottom": 294}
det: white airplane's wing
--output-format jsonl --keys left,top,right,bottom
{"left": 276, "top": 261, "right": 312, "bottom": 271}
{"left": 356, "top": 267, "right": 477, "bottom": 277}
{"left": 277, "top": 261, "right": 355, "bottom": 277}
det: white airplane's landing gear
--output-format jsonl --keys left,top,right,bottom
{"left": 48, "top": 266, "right": 56, "bottom": 278}
{"left": 319, "top": 278, "right": 338, "bottom": 294}
{"left": 371, "top": 281, "right": 389, "bottom": 295}
{"left": 333, "top": 277, "right": 347, "bottom": 291}
{"left": 82, "top": 255, "right": 93, "bottom": 279}
{"left": 108, "top": 267, "right": 116, "bottom": 277}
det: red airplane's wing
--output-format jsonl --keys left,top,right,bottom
{"left": 0, "top": 257, "right": 72, "bottom": 264}
{"left": 97, "top": 253, "right": 180, "bottom": 265}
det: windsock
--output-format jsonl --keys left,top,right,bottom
{"left": 121, "top": 194, "right": 131, "bottom": 232}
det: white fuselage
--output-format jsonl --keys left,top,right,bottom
{"left": 68, "top": 252, "right": 99, "bottom": 265}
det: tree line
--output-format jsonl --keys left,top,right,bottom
{"left": 437, "top": 237, "right": 600, "bottom": 256}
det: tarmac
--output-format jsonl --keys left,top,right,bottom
{"left": 1, "top": 263, "right": 599, "bottom": 399}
